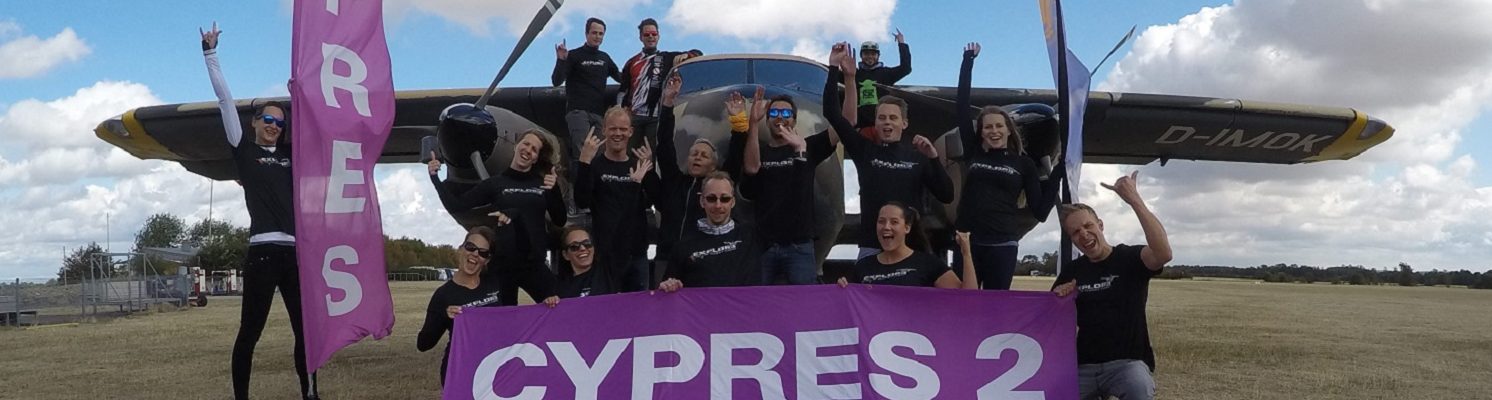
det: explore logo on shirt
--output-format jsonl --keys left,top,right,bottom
{"left": 862, "top": 268, "right": 918, "bottom": 283}
{"left": 970, "top": 162, "right": 1018, "bottom": 175}
{"left": 871, "top": 159, "right": 917, "bottom": 170}
{"left": 502, "top": 187, "right": 545, "bottom": 196}
{"left": 462, "top": 290, "right": 502, "bottom": 308}
{"left": 1078, "top": 275, "right": 1117, "bottom": 293}
{"left": 691, "top": 240, "right": 743, "bottom": 261}
{"left": 601, "top": 174, "right": 634, "bottom": 183}
{"left": 256, "top": 156, "right": 291, "bottom": 168}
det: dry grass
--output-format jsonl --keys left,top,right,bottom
{"left": 1, "top": 279, "right": 1489, "bottom": 399}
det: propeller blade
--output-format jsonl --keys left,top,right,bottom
{"left": 474, "top": 0, "right": 565, "bottom": 109}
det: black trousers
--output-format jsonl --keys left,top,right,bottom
{"left": 232, "top": 244, "right": 317, "bottom": 399}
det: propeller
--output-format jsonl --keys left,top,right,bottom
{"left": 435, "top": 0, "right": 565, "bottom": 176}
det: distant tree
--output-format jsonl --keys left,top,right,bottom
{"left": 57, "top": 242, "right": 106, "bottom": 282}
{"left": 196, "top": 225, "right": 250, "bottom": 272}
{"left": 133, "top": 213, "right": 189, "bottom": 274}
{"left": 184, "top": 218, "right": 236, "bottom": 248}
{"left": 1397, "top": 262, "right": 1415, "bottom": 287}
{"left": 1474, "top": 273, "right": 1492, "bottom": 290}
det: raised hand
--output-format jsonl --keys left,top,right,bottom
{"left": 725, "top": 91, "right": 747, "bottom": 116}
{"left": 913, "top": 135, "right": 939, "bottom": 159}
{"left": 955, "top": 231, "right": 971, "bottom": 250}
{"left": 965, "top": 42, "right": 980, "bottom": 58}
{"left": 488, "top": 211, "right": 512, "bottom": 226}
{"left": 630, "top": 142, "right": 655, "bottom": 183}
{"left": 541, "top": 166, "right": 558, "bottom": 190}
{"left": 1100, "top": 170, "right": 1143, "bottom": 206}
{"left": 578, "top": 127, "right": 602, "bottom": 163}
{"left": 749, "top": 85, "right": 767, "bottom": 123}
{"left": 894, "top": 28, "right": 905, "bottom": 44}
{"left": 200, "top": 21, "right": 221, "bottom": 50}
{"left": 836, "top": 42, "right": 858, "bottom": 73}
{"left": 426, "top": 151, "right": 442, "bottom": 176}
{"left": 555, "top": 39, "right": 568, "bottom": 60}
{"left": 829, "top": 42, "right": 847, "bottom": 68}
{"left": 661, "top": 73, "right": 682, "bottom": 107}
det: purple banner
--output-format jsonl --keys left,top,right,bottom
{"left": 290, "top": 0, "right": 396, "bottom": 372}
{"left": 445, "top": 285, "right": 1077, "bottom": 399}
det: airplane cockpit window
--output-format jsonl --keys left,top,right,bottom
{"left": 675, "top": 59, "right": 748, "bottom": 95}
{"left": 754, "top": 59, "right": 827, "bottom": 96}
{"left": 674, "top": 57, "right": 828, "bottom": 96}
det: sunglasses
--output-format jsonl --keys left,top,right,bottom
{"left": 768, "top": 108, "right": 795, "bottom": 119}
{"left": 703, "top": 194, "right": 734, "bottom": 204}
{"left": 260, "top": 114, "right": 286, "bottom": 128}
{"left": 565, "top": 239, "right": 594, "bottom": 252}
{"left": 461, "top": 242, "right": 491, "bottom": 258}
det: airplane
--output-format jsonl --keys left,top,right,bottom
{"left": 93, "top": 52, "right": 1394, "bottom": 280}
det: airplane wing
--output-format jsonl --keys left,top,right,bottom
{"left": 882, "top": 84, "right": 1393, "bottom": 165}
{"left": 95, "top": 87, "right": 576, "bottom": 180}
{"left": 97, "top": 84, "right": 1392, "bottom": 180}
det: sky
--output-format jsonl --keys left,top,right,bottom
{"left": 2, "top": 0, "right": 1490, "bottom": 281}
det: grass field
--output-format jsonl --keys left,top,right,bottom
{"left": 1, "top": 277, "right": 1489, "bottom": 399}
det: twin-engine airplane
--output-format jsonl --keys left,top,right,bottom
{"left": 94, "top": 52, "right": 1394, "bottom": 270}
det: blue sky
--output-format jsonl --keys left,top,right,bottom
{"left": 3, "top": 0, "right": 1491, "bottom": 280}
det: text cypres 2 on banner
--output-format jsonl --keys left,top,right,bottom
{"left": 290, "top": 0, "right": 397, "bottom": 373}
{"left": 445, "top": 285, "right": 1078, "bottom": 400}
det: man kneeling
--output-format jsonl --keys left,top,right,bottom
{"left": 1053, "top": 171, "right": 1173, "bottom": 400}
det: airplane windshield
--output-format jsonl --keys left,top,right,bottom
{"left": 676, "top": 59, "right": 747, "bottom": 94}
{"left": 675, "top": 58, "right": 827, "bottom": 95}
{"left": 754, "top": 59, "right": 826, "bottom": 95}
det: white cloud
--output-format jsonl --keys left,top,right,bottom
{"left": 1026, "top": 0, "right": 1492, "bottom": 272}
{"left": 0, "top": 80, "right": 162, "bottom": 151}
{"left": 0, "top": 25, "right": 91, "bottom": 79}
{"left": 667, "top": 0, "right": 895, "bottom": 43}
{"left": 375, "top": 165, "right": 468, "bottom": 244}
{"left": 384, "top": 0, "right": 655, "bottom": 37}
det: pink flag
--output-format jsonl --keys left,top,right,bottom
{"left": 290, "top": 0, "right": 396, "bottom": 372}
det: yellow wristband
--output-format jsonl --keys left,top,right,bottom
{"left": 729, "top": 112, "right": 750, "bottom": 132}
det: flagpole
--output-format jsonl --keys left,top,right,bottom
{"left": 1054, "top": 0, "right": 1073, "bottom": 274}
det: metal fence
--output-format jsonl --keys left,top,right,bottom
{"left": 2, "top": 279, "right": 83, "bottom": 327}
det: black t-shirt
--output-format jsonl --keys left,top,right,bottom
{"left": 552, "top": 45, "right": 622, "bottom": 115}
{"left": 743, "top": 136, "right": 832, "bottom": 244}
{"left": 433, "top": 168, "right": 566, "bottom": 262}
{"left": 558, "top": 268, "right": 603, "bottom": 299}
{"left": 1053, "top": 244, "right": 1161, "bottom": 370}
{"left": 416, "top": 277, "right": 508, "bottom": 384}
{"left": 956, "top": 150, "right": 1048, "bottom": 241}
{"left": 741, "top": 69, "right": 853, "bottom": 244}
{"left": 840, "top": 131, "right": 954, "bottom": 249}
{"left": 232, "top": 135, "right": 295, "bottom": 237}
{"left": 667, "top": 221, "right": 763, "bottom": 288}
{"left": 575, "top": 154, "right": 657, "bottom": 260}
{"left": 851, "top": 251, "right": 949, "bottom": 287}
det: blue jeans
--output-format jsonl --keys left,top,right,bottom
{"left": 952, "top": 242, "right": 1018, "bottom": 290}
{"left": 1078, "top": 359, "right": 1154, "bottom": 400}
{"left": 762, "top": 241, "right": 817, "bottom": 285}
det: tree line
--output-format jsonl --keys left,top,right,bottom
{"left": 57, "top": 213, "right": 1492, "bottom": 290}
{"left": 57, "top": 213, "right": 460, "bottom": 282}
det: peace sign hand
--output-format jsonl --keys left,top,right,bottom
{"left": 965, "top": 42, "right": 980, "bottom": 58}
